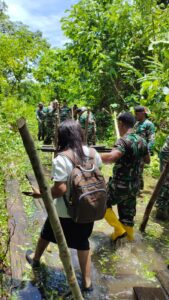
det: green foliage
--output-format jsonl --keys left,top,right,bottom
{"left": 0, "top": 1, "right": 169, "bottom": 294}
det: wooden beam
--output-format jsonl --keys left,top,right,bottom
{"left": 133, "top": 287, "right": 167, "bottom": 300}
{"left": 156, "top": 270, "right": 169, "bottom": 297}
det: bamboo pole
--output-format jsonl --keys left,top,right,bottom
{"left": 17, "top": 117, "right": 84, "bottom": 300}
{"left": 109, "top": 107, "right": 120, "bottom": 139}
{"left": 140, "top": 161, "right": 169, "bottom": 232}
{"left": 113, "top": 111, "right": 120, "bottom": 139}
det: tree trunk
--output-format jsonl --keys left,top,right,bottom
{"left": 140, "top": 161, "right": 169, "bottom": 232}
{"left": 17, "top": 117, "right": 84, "bottom": 300}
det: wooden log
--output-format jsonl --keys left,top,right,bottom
{"left": 133, "top": 287, "right": 167, "bottom": 300}
{"left": 6, "top": 180, "right": 31, "bottom": 282}
{"left": 140, "top": 162, "right": 169, "bottom": 232}
{"left": 17, "top": 117, "right": 83, "bottom": 300}
{"left": 156, "top": 270, "right": 169, "bottom": 297}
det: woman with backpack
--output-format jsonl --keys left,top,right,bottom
{"left": 26, "top": 120, "right": 102, "bottom": 292}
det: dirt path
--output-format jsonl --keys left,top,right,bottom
{"left": 6, "top": 172, "right": 169, "bottom": 299}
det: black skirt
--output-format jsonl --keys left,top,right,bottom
{"left": 40, "top": 217, "right": 94, "bottom": 251}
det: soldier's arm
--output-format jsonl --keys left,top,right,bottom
{"left": 36, "top": 110, "right": 40, "bottom": 121}
{"left": 143, "top": 139, "right": 150, "bottom": 164}
{"left": 101, "top": 149, "right": 123, "bottom": 164}
{"left": 147, "top": 123, "right": 155, "bottom": 153}
{"left": 30, "top": 182, "right": 67, "bottom": 198}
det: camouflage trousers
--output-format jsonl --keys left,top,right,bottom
{"left": 44, "top": 123, "right": 54, "bottom": 145}
{"left": 138, "top": 160, "right": 144, "bottom": 191}
{"left": 107, "top": 178, "right": 139, "bottom": 226}
{"left": 156, "top": 172, "right": 169, "bottom": 209}
{"left": 38, "top": 121, "right": 45, "bottom": 141}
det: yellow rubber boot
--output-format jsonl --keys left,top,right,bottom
{"left": 122, "top": 225, "right": 134, "bottom": 241}
{"left": 104, "top": 208, "right": 126, "bottom": 241}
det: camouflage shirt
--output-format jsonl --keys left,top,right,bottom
{"left": 113, "top": 133, "right": 148, "bottom": 182}
{"left": 79, "top": 111, "right": 95, "bottom": 130}
{"left": 134, "top": 119, "right": 155, "bottom": 152}
{"left": 60, "top": 106, "right": 71, "bottom": 122}
{"left": 36, "top": 108, "right": 46, "bottom": 121}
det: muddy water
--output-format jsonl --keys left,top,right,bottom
{"left": 13, "top": 175, "right": 169, "bottom": 299}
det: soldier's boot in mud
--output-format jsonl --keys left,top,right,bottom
{"left": 104, "top": 208, "right": 127, "bottom": 242}
{"left": 122, "top": 224, "right": 134, "bottom": 241}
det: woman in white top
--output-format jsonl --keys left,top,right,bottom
{"left": 26, "top": 120, "right": 102, "bottom": 292}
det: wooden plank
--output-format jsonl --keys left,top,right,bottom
{"left": 156, "top": 270, "right": 169, "bottom": 297}
{"left": 6, "top": 179, "right": 31, "bottom": 282}
{"left": 133, "top": 287, "right": 167, "bottom": 300}
{"left": 38, "top": 145, "right": 112, "bottom": 153}
{"left": 6, "top": 179, "right": 50, "bottom": 299}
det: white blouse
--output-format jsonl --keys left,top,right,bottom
{"left": 52, "top": 146, "right": 102, "bottom": 218}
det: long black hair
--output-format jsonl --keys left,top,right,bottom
{"left": 57, "top": 120, "right": 86, "bottom": 161}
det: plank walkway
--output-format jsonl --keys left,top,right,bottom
{"left": 156, "top": 270, "right": 169, "bottom": 298}
{"left": 133, "top": 287, "right": 167, "bottom": 300}
{"left": 6, "top": 179, "right": 46, "bottom": 299}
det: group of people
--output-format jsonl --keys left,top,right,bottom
{"left": 27, "top": 103, "right": 169, "bottom": 294}
{"left": 36, "top": 100, "right": 96, "bottom": 145}
{"left": 36, "top": 100, "right": 71, "bottom": 144}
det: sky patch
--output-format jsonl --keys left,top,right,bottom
{"left": 5, "top": 0, "right": 78, "bottom": 47}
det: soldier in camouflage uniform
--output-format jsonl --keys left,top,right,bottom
{"left": 77, "top": 107, "right": 96, "bottom": 145}
{"left": 59, "top": 100, "right": 71, "bottom": 122}
{"left": 36, "top": 102, "right": 46, "bottom": 141}
{"left": 155, "top": 136, "right": 169, "bottom": 220}
{"left": 101, "top": 112, "right": 150, "bottom": 242}
{"left": 44, "top": 100, "right": 59, "bottom": 145}
{"left": 134, "top": 106, "right": 155, "bottom": 191}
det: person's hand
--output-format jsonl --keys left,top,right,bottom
{"left": 31, "top": 186, "right": 41, "bottom": 198}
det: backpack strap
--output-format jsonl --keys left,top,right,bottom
{"left": 58, "top": 147, "right": 96, "bottom": 166}
{"left": 58, "top": 149, "right": 78, "bottom": 166}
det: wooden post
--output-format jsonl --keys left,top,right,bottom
{"left": 53, "top": 107, "right": 60, "bottom": 158}
{"left": 140, "top": 161, "right": 169, "bottom": 232}
{"left": 113, "top": 111, "right": 120, "bottom": 139}
{"left": 17, "top": 117, "right": 83, "bottom": 300}
{"left": 110, "top": 107, "right": 120, "bottom": 139}
{"left": 71, "top": 107, "right": 74, "bottom": 120}
{"left": 84, "top": 109, "right": 90, "bottom": 145}
{"left": 93, "top": 120, "right": 96, "bottom": 145}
